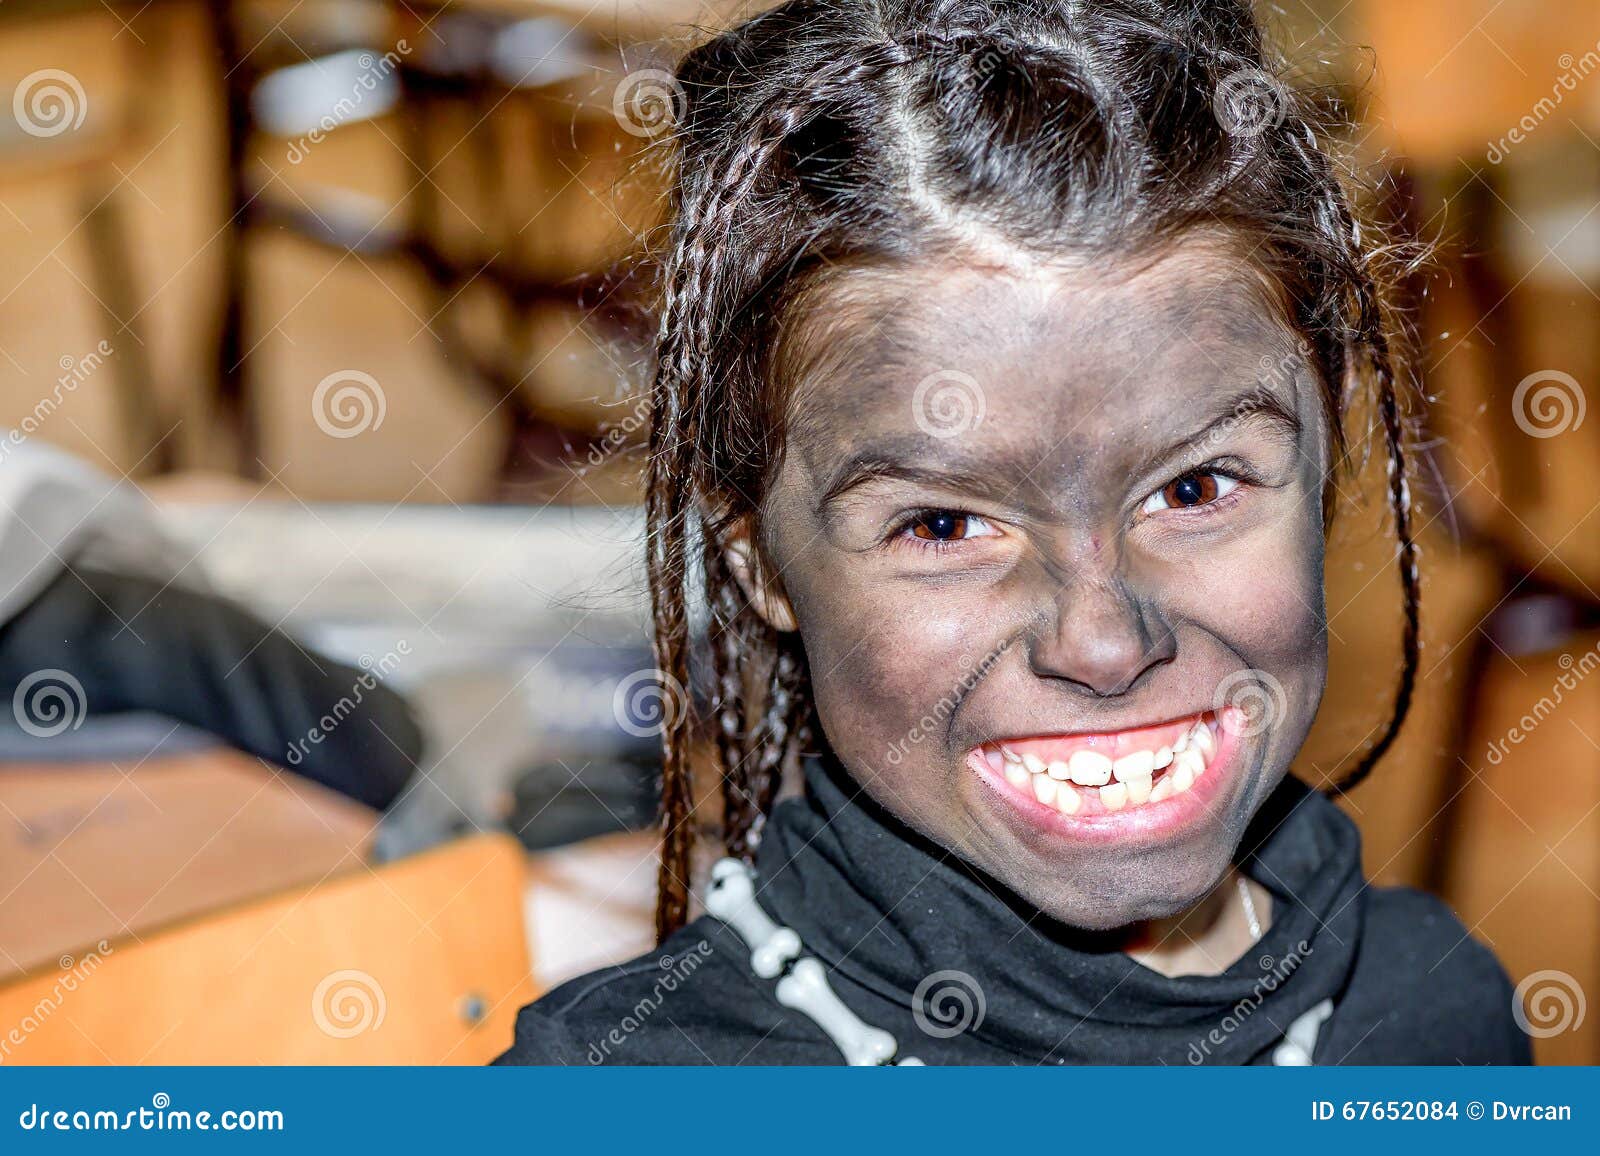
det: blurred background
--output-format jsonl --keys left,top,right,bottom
{"left": 0, "top": 0, "right": 1594, "bottom": 1064}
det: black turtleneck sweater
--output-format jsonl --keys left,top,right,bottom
{"left": 495, "top": 757, "right": 1531, "bottom": 1065}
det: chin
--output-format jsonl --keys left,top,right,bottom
{"left": 998, "top": 844, "right": 1238, "bottom": 933}
{"left": 933, "top": 708, "right": 1269, "bottom": 925}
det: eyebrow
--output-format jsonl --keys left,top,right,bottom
{"left": 815, "top": 386, "right": 1305, "bottom": 514}
{"left": 818, "top": 441, "right": 1011, "bottom": 513}
{"left": 1136, "top": 387, "right": 1304, "bottom": 480}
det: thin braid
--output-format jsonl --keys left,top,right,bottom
{"left": 649, "top": 47, "right": 905, "bottom": 940}
{"left": 1284, "top": 120, "right": 1422, "bottom": 794}
{"left": 1333, "top": 301, "right": 1421, "bottom": 794}
{"left": 734, "top": 642, "right": 811, "bottom": 856}
{"left": 647, "top": 167, "right": 721, "bottom": 941}
{"left": 706, "top": 549, "right": 758, "bottom": 855}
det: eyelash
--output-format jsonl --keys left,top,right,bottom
{"left": 1138, "top": 463, "right": 1256, "bottom": 520}
{"left": 885, "top": 462, "right": 1258, "bottom": 552}
{"left": 887, "top": 509, "right": 999, "bottom": 552}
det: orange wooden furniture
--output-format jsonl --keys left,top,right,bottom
{"left": 0, "top": 832, "right": 535, "bottom": 1064}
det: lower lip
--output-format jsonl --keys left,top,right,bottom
{"left": 965, "top": 727, "right": 1242, "bottom": 847}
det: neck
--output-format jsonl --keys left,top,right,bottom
{"left": 1119, "top": 869, "right": 1274, "bottom": 978}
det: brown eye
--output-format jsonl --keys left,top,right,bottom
{"left": 1164, "top": 473, "right": 1220, "bottom": 507}
{"left": 900, "top": 510, "right": 998, "bottom": 544}
{"left": 910, "top": 511, "right": 970, "bottom": 541}
{"left": 1142, "top": 471, "right": 1240, "bottom": 515}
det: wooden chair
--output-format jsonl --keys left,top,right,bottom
{"left": 0, "top": 832, "right": 535, "bottom": 1064}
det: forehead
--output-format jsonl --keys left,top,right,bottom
{"left": 783, "top": 243, "right": 1307, "bottom": 457}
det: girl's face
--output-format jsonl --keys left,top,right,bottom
{"left": 750, "top": 243, "right": 1331, "bottom": 931}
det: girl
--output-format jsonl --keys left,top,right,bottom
{"left": 497, "top": 0, "right": 1529, "bottom": 1065}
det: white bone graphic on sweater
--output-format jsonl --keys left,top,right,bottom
{"left": 708, "top": 858, "right": 1332, "bottom": 1066}
{"left": 704, "top": 858, "right": 802, "bottom": 978}
{"left": 777, "top": 958, "right": 900, "bottom": 1066}
{"left": 1271, "top": 998, "right": 1333, "bottom": 1066}
{"left": 705, "top": 858, "right": 922, "bottom": 1065}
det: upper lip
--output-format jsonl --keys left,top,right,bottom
{"left": 979, "top": 708, "right": 1212, "bottom": 748}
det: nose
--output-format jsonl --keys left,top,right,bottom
{"left": 1026, "top": 573, "right": 1176, "bottom": 698}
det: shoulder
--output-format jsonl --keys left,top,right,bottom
{"left": 1339, "top": 885, "right": 1531, "bottom": 1064}
{"left": 491, "top": 917, "right": 813, "bottom": 1065}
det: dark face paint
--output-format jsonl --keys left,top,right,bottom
{"left": 757, "top": 248, "right": 1330, "bottom": 931}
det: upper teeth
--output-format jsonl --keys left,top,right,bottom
{"left": 1112, "top": 750, "right": 1154, "bottom": 781}
{"left": 1067, "top": 750, "right": 1112, "bottom": 786}
{"left": 987, "top": 719, "right": 1218, "bottom": 814}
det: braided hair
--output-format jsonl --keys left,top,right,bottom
{"left": 645, "top": 0, "right": 1421, "bottom": 940}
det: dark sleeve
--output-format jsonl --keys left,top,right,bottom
{"left": 492, "top": 1001, "right": 596, "bottom": 1066}
{"left": 1356, "top": 887, "right": 1533, "bottom": 1065}
{"left": 492, "top": 921, "right": 779, "bottom": 1066}
{"left": 0, "top": 564, "right": 422, "bottom": 810}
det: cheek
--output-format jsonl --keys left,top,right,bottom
{"left": 1203, "top": 551, "right": 1324, "bottom": 656}
{"left": 784, "top": 561, "right": 989, "bottom": 766}
{"left": 1181, "top": 521, "right": 1328, "bottom": 734}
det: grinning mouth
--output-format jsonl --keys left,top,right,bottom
{"left": 972, "top": 711, "right": 1223, "bottom": 818}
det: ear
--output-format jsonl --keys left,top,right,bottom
{"left": 722, "top": 515, "right": 798, "bottom": 633}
